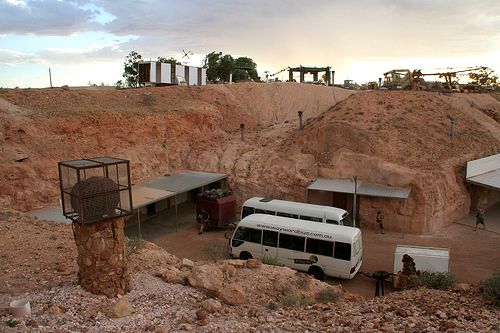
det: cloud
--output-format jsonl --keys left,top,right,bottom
{"left": 0, "top": 44, "right": 125, "bottom": 66}
{"left": 82, "top": 0, "right": 499, "bottom": 66}
{"left": 0, "top": 48, "right": 41, "bottom": 65}
{"left": 0, "top": 0, "right": 102, "bottom": 35}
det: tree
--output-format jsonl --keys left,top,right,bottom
{"left": 203, "top": 51, "right": 260, "bottom": 83}
{"left": 203, "top": 51, "right": 222, "bottom": 82}
{"left": 158, "top": 56, "right": 180, "bottom": 65}
{"left": 468, "top": 67, "right": 498, "bottom": 87}
{"left": 122, "top": 51, "right": 143, "bottom": 88}
{"left": 234, "top": 57, "right": 260, "bottom": 81}
{"left": 115, "top": 80, "right": 125, "bottom": 89}
{"left": 218, "top": 54, "right": 235, "bottom": 82}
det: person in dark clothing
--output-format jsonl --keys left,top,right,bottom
{"left": 376, "top": 210, "right": 385, "bottom": 234}
{"left": 475, "top": 208, "right": 485, "bottom": 231}
{"left": 198, "top": 208, "right": 210, "bottom": 234}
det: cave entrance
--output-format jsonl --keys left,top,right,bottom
{"left": 306, "top": 178, "right": 410, "bottom": 230}
{"left": 123, "top": 171, "right": 229, "bottom": 239}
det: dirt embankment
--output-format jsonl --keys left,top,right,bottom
{"left": 1, "top": 85, "right": 500, "bottom": 232}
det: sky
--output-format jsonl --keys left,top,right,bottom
{"left": 0, "top": 0, "right": 499, "bottom": 88}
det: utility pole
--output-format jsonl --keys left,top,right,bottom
{"left": 352, "top": 176, "right": 358, "bottom": 227}
{"left": 49, "top": 68, "right": 53, "bottom": 88}
{"left": 449, "top": 116, "right": 456, "bottom": 147}
{"left": 240, "top": 123, "right": 245, "bottom": 142}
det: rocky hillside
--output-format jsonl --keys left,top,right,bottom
{"left": 1, "top": 84, "right": 500, "bottom": 232}
{"left": 0, "top": 212, "right": 498, "bottom": 332}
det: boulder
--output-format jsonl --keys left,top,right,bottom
{"left": 108, "top": 297, "right": 133, "bottom": 318}
{"left": 182, "top": 258, "right": 194, "bottom": 268}
{"left": 196, "top": 309, "right": 207, "bottom": 320}
{"left": 187, "top": 265, "right": 223, "bottom": 294}
{"left": 246, "top": 259, "right": 261, "bottom": 269}
{"left": 160, "top": 267, "right": 185, "bottom": 285}
{"left": 226, "top": 264, "right": 237, "bottom": 277}
{"left": 453, "top": 283, "right": 471, "bottom": 292}
{"left": 47, "top": 305, "right": 63, "bottom": 315}
{"left": 219, "top": 283, "right": 246, "bottom": 305}
{"left": 226, "top": 259, "right": 245, "bottom": 268}
{"left": 200, "top": 299, "right": 222, "bottom": 313}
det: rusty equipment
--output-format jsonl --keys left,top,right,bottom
{"left": 383, "top": 66, "right": 490, "bottom": 91}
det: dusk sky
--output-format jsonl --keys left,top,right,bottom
{"left": 1, "top": 0, "right": 499, "bottom": 88}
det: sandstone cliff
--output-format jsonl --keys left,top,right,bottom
{"left": 1, "top": 84, "right": 499, "bottom": 233}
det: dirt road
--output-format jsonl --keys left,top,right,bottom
{"left": 139, "top": 218, "right": 500, "bottom": 299}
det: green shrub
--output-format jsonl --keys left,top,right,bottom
{"left": 125, "top": 236, "right": 146, "bottom": 257}
{"left": 6, "top": 319, "right": 19, "bottom": 328}
{"left": 261, "top": 254, "right": 279, "bottom": 266}
{"left": 266, "top": 300, "right": 278, "bottom": 310}
{"left": 202, "top": 240, "right": 227, "bottom": 261}
{"left": 416, "top": 271, "right": 454, "bottom": 290}
{"left": 317, "top": 289, "right": 340, "bottom": 303}
{"left": 480, "top": 271, "right": 500, "bottom": 307}
{"left": 282, "top": 292, "right": 310, "bottom": 307}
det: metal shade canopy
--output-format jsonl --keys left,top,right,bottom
{"left": 307, "top": 178, "right": 410, "bottom": 199}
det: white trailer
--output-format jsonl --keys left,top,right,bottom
{"left": 393, "top": 245, "right": 450, "bottom": 275}
{"left": 138, "top": 61, "right": 206, "bottom": 86}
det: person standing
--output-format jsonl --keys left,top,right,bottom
{"left": 198, "top": 208, "right": 210, "bottom": 234}
{"left": 376, "top": 210, "right": 385, "bottom": 234}
{"left": 475, "top": 208, "right": 485, "bottom": 231}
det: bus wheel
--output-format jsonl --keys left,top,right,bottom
{"left": 239, "top": 251, "right": 252, "bottom": 260}
{"left": 308, "top": 266, "right": 324, "bottom": 280}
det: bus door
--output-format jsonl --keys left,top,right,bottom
{"left": 262, "top": 230, "right": 278, "bottom": 258}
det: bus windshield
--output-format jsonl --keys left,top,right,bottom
{"left": 340, "top": 214, "right": 352, "bottom": 227}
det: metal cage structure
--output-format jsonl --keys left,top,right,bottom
{"left": 58, "top": 157, "right": 133, "bottom": 224}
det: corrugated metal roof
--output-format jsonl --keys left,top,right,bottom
{"left": 466, "top": 169, "right": 500, "bottom": 191}
{"left": 307, "top": 178, "right": 410, "bottom": 199}
{"left": 141, "top": 171, "right": 228, "bottom": 194}
{"left": 308, "top": 178, "right": 355, "bottom": 194}
{"left": 358, "top": 182, "right": 411, "bottom": 199}
{"left": 128, "top": 186, "right": 175, "bottom": 209}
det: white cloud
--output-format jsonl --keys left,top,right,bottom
{"left": 0, "top": 44, "right": 125, "bottom": 66}
{"left": 0, "top": 0, "right": 101, "bottom": 35}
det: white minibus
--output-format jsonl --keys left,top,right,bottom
{"left": 230, "top": 214, "right": 362, "bottom": 279}
{"left": 241, "top": 197, "right": 352, "bottom": 226}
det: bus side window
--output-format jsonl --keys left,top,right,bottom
{"left": 279, "top": 233, "right": 305, "bottom": 252}
{"left": 300, "top": 215, "right": 323, "bottom": 223}
{"left": 256, "top": 209, "right": 275, "bottom": 216}
{"left": 333, "top": 241, "right": 351, "bottom": 261}
{"left": 326, "top": 219, "right": 339, "bottom": 225}
{"left": 306, "top": 238, "right": 333, "bottom": 257}
{"left": 234, "top": 227, "right": 262, "bottom": 244}
{"left": 277, "top": 212, "right": 299, "bottom": 219}
{"left": 242, "top": 206, "right": 254, "bottom": 218}
{"left": 263, "top": 230, "right": 278, "bottom": 247}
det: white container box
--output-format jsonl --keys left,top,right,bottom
{"left": 393, "top": 244, "right": 450, "bottom": 274}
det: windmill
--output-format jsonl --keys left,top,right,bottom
{"left": 181, "top": 50, "right": 193, "bottom": 65}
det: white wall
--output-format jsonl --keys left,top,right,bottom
{"left": 175, "top": 65, "right": 185, "bottom": 84}
{"left": 160, "top": 63, "right": 171, "bottom": 84}
{"left": 189, "top": 66, "right": 198, "bottom": 86}
{"left": 201, "top": 68, "right": 207, "bottom": 85}
{"left": 149, "top": 62, "right": 156, "bottom": 83}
